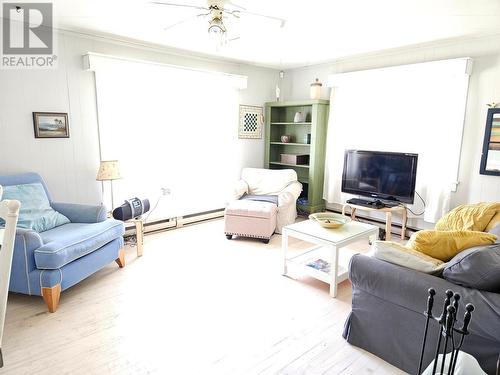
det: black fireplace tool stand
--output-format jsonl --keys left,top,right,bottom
{"left": 417, "top": 288, "right": 475, "bottom": 375}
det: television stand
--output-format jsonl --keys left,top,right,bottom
{"left": 342, "top": 201, "right": 408, "bottom": 241}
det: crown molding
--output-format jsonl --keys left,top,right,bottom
{"left": 284, "top": 33, "right": 500, "bottom": 71}
{"left": 56, "top": 26, "right": 281, "bottom": 71}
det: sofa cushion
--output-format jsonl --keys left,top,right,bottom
{"left": 35, "top": 219, "right": 124, "bottom": 269}
{"left": 443, "top": 243, "right": 500, "bottom": 292}
{"left": 240, "top": 194, "right": 279, "bottom": 205}
{"left": 225, "top": 200, "right": 277, "bottom": 219}
{"left": 486, "top": 211, "right": 500, "bottom": 231}
{"left": 488, "top": 224, "right": 500, "bottom": 243}
{"left": 371, "top": 241, "right": 445, "bottom": 274}
{"left": 0, "top": 182, "right": 69, "bottom": 232}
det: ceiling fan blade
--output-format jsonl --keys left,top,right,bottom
{"left": 163, "top": 13, "right": 207, "bottom": 31}
{"left": 227, "top": 36, "right": 241, "bottom": 42}
{"left": 150, "top": 1, "right": 209, "bottom": 11}
{"left": 225, "top": 9, "right": 286, "bottom": 28}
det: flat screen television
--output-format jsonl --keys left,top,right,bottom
{"left": 341, "top": 150, "right": 418, "bottom": 204}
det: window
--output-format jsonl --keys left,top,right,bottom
{"left": 325, "top": 58, "right": 471, "bottom": 222}
{"left": 86, "top": 54, "right": 247, "bottom": 220}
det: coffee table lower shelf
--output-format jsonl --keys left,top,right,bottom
{"left": 285, "top": 246, "right": 349, "bottom": 285}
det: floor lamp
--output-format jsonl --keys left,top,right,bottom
{"left": 96, "top": 160, "right": 121, "bottom": 211}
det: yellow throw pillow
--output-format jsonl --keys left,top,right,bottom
{"left": 485, "top": 211, "right": 500, "bottom": 232}
{"left": 435, "top": 202, "right": 500, "bottom": 232}
{"left": 406, "top": 230, "right": 498, "bottom": 262}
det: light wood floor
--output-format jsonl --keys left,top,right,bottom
{"left": 2, "top": 219, "right": 406, "bottom": 375}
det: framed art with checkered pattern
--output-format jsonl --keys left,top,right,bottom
{"left": 239, "top": 105, "right": 263, "bottom": 139}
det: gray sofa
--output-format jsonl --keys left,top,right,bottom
{"left": 344, "top": 254, "right": 500, "bottom": 375}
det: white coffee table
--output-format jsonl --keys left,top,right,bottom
{"left": 282, "top": 219, "right": 379, "bottom": 297}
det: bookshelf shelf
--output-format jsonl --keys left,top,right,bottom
{"left": 270, "top": 142, "right": 311, "bottom": 146}
{"left": 271, "top": 122, "right": 312, "bottom": 125}
{"left": 269, "top": 162, "right": 310, "bottom": 168}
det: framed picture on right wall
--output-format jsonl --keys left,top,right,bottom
{"left": 480, "top": 108, "right": 500, "bottom": 176}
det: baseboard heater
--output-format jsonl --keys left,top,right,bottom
{"left": 125, "top": 207, "right": 418, "bottom": 239}
{"left": 326, "top": 208, "right": 420, "bottom": 239}
{"left": 124, "top": 208, "right": 225, "bottom": 237}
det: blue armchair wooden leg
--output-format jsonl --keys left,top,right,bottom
{"left": 42, "top": 284, "right": 61, "bottom": 313}
{"left": 115, "top": 248, "right": 125, "bottom": 268}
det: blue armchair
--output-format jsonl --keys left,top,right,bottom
{"left": 0, "top": 173, "right": 125, "bottom": 312}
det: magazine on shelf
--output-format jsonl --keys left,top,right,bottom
{"left": 306, "top": 258, "right": 330, "bottom": 273}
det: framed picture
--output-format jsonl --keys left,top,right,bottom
{"left": 239, "top": 105, "right": 263, "bottom": 139}
{"left": 480, "top": 108, "right": 500, "bottom": 176}
{"left": 33, "top": 112, "right": 70, "bottom": 138}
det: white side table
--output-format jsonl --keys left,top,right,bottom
{"left": 282, "top": 219, "right": 378, "bottom": 297}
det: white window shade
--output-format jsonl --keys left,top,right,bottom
{"left": 325, "top": 58, "right": 472, "bottom": 223}
{"left": 85, "top": 53, "right": 248, "bottom": 220}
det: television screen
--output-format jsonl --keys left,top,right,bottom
{"left": 341, "top": 150, "right": 418, "bottom": 204}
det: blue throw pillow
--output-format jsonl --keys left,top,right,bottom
{"left": 0, "top": 182, "right": 70, "bottom": 232}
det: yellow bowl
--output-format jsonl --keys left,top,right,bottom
{"left": 309, "top": 213, "right": 351, "bottom": 229}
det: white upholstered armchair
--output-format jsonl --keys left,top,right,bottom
{"left": 232, "top": 168, "right": 302, "bottom": 233}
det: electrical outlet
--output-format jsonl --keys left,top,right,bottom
{"left": 161, "top": 187, "right": 171, "bottom": 196}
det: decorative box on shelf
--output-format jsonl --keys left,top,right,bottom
{"left": 280, "top": 153, "right": 310, "bottom": 165}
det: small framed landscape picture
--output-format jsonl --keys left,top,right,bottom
{"left": 33, "top": 112, "right": 70, "bottom": 138}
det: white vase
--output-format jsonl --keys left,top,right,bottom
{"left": 293, "top": 112, "right": 304, "bottom": 123}
{"left": 310, "top": 78, "right": 322, "bottom": 100}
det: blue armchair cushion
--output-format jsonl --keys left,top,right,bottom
{"left": 1, "top": 182, "right": 69, "bottom": 232}
{"left": 35, "top": 219, "right": 125, "bottom": 269}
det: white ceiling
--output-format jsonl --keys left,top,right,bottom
{"left": 54, "top": 0, "right": 500, "bottom": 69}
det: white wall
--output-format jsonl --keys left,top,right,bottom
{"left": 283, "top": 35, "right": 500, "bottom": 227}
{"left": 0, "top": 31, "right": 279, "bottom": 204}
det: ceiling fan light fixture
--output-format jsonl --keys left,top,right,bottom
{"left": 208, "top": 16, "right": 226, "bottom": 49}
{"left": 208, "top": 18, "right": 225, "bottom": 35}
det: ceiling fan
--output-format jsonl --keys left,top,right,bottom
{"left": 151, "top": 0, "right": 286, "bottom": 46}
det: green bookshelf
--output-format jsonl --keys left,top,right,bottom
{"left": 264, "top": 99, "right": 329, "bottom": 214}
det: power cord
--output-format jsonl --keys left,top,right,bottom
{"left": 399, "top": 191, "right": 426, "bottom": 216}
{"left": 144, "top": 187, "right": 171, "bottom": 222}
{"left": 144, "top": 195, "right": 162, "bottom": 223}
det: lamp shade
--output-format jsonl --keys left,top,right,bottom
{"left": 96, "top": 160, "right": 121, "bottom": 181}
